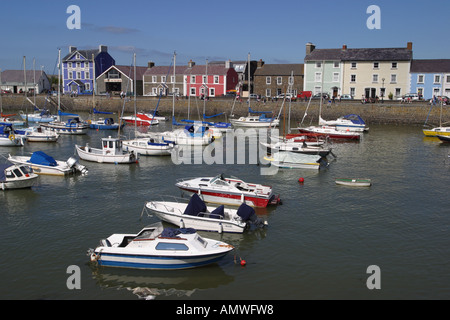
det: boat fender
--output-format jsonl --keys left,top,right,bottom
{"left": 9, "top": 134, "right": 15, "bottom": 141}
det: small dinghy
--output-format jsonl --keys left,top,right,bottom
{"left": 87, "top": 222, "right": 234, "bottom": 270}
{"left": 335, "top": 178, "right": 371, "bottom": 187}
{"left": 145, "top": 193, "right": 267, "bottom": 233}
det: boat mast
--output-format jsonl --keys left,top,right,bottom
{"left": 247, "top": 52, "right": 250, "bottom": 116}
{"left": 203, "top": 59, "right": 208, "bottom": 118}
{"left": 134, "top": 53, "right": 137, "bottom": 135}
{"left": 0, "top": 68, "right": 2, "bottom": 115}
{"left": 57, "top": 49, "right": 61, "bottom": 122}
{"left": 23, "top": 56, "right": 29, "bottom": 126}
{"left": 172, "top": 51, "right": 176, "bottom": 120}
{"left": 92, "top": 54, "right": 95, "bottom": 115}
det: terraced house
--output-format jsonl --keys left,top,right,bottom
{"left": 409, "top": 59, "right": 450, "bottom": 100}
{"left": 304, "top": 42, "right": 413, "bottom": 100}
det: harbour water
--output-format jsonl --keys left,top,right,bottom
{"left": 0, "top": 121, "right": 449, "bottom": 300}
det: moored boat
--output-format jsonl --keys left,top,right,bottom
{"left": 175, "top": 173, "right": 280, "bottom": 208}
{"left": 145, "top": 193, "right": 266, "bottom": 233}
{"left": 8, "top": 151, "right": 87, "bottom": 176}
{"left": 335, "top": 178, "right": 372, "bottom": 187}
{"left": 122, "top": 136, "right": 174, "bottom": 156}
{"left": 264, "top": 151, "right": 325, "bottom": 170}
{"left": 295, "top": 125, "right": 361, "bottom": 140}
{"left": 24, "top": 125, "right": 59, "bottom": 142}
{"left": 0, "top": 124, "right": 25, "bottom": 146}
{"left": 319, "top": 114, "right": 368, "bottom": 132}
{"left": 41, "top": 111, "right": 89, "bottom": 135}
{"left": 87, "top": 222, "right": 234, "bottom": 270}
{"left": 75, "top": 136, "right": 139, "bottom": 164}
{"left": 437, "top": 134, "right": 450, "bottom": 142}
{"left": 1, "top": 163, "right": 39, "bottom": 190}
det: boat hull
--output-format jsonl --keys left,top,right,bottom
{"left": 297, "top": 127, "right": 361, "bottom": 140}
{"left": 335, "top": 178, "right": 372, "bottom": 187}
{"left": 41, "top": 123, "right": 89, "bottom": 135}
{"left": 122, "top": 139, "right": 173, "bottom": 156}
{"left": 423, "top": 127, "right": 450, "bottom": 137}
{"left": 75, "top": 145, "right": 138, "bottom": 164}
{"left": 7, "top": 156, "right": 74, "bottom": 176}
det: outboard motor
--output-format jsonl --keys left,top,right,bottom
{"left": 237, "top": 203, "right": 267, "bottom": 228}
{"left": 67, "top": 156, "right": 88, "bottom": 175}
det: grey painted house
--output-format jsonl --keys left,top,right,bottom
{"left": 0, "top": 69, "right": 51, "bottom": 94}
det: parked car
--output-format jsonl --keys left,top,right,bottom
{"left": 312, "top": 93, "right": 329, "bottom": 100}
{"left": 397, "top": 93, "right": 419, "bottom": 101}
{"left": 275, "top": 93, "right": 295, "bottom": 101}
{"left": 340, "top": 94, "right": 353, "bottom": 100}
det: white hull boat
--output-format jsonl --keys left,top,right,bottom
{"left": 145, "top": 194, "right": 266, "bottom": 233}
{"left": 230, "top": 115, "right": 279, "bottom": 127}
{"left": 1, "top": 163, "right": 39, "bottom": 190}
{"left": 335, "top": 178, "right": 372, "bottom": 187}
{"left": 158, "top": 125, "right": 214, "bottom": 146}
{"left": 0, "top": 124, "right": 25, "bottom": 146}
{"left": 175, "top": 174, "right": 281, "bottom": 208}
{"left": 19, "top": 110, "right": 57, "bottom": 123}
{"left": 75, "top": 136, "right": 138, "bottom": 164}
{"left": 296, "top": 125, "right": 362, "bottom": 140}
{"left": 122, "top": 137, "right": 174, "bottom": 156}
{"left": 122, "top": 113, "right": 159, "bottom": 126}
{"left": 24, "top": 126, "right": 59, "bottom": 142}
{"left": 8, "top": 151, "right": 87, "bottom": 176}
{"left": 318, "top": 114, "right": 368, "bottom": 132}
{"left": 87, "top": 222, "right": 234, "bottom": 270}
{"left": 264, "top": 151, "right": 325, "bottom": 170}
{"left": 261, "top": 139, "right": 332, "bottom": 157}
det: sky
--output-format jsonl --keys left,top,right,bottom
{"left": 1, "top": 0, "right": 449, "bottom": 74}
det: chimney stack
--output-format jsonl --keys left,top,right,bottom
{"left": 342, "top": 44, "right": 347, "bottom": 51}
{"left": 99, "top": 45, "right": 108, "bottom": 53}
{"left": 69, "top": 46, "right": 77, "bottom": 53}
{"left": 407, "top": 42, "right": 413, "bottom": 50}
{"left": 257, "top": 59, "right": 265, "bottom": 68}
{"left": 148, "top": 61, "right": 155, "bottom": 68}
{"left": 188, "top": 60, "right": 195, "bottom": 68}
{"left": 306, "top": 42, "right": 316, "bottom": 55}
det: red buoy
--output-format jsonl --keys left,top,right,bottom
{"left": 240, "top": 259, "right": 246, "bottom": 266}
{"left": 298, "top": 177, "right": 304, "bottom": 183}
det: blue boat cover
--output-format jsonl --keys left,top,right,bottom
{"left": 160, "top": 227, "right": 196, "bottom": 238}
{"left": 93, "top": 108, "right": 113, "bottom": 115}
{"left": 29, "top": 151, "right": 57, "bottom": 167}
{"left": 58, "top": 110, "right": 79, "bottom": 117}
{"left": 343, "top": 114, "right": 365, "bottom": 125}
{"left": 210, "top": 205, "right": 225, "bottom": 219}
{"left": 183, "top": 193, "right": 207, "bottom": 216}
{"left": 249, "top": 107, "right": 272, "bottom": 114}
{"left": 236, "top": 203, "right": 256, "bottom": 221}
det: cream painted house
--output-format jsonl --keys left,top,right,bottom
{"left": 304, "top": 42, "right": 413, "bottom": 100}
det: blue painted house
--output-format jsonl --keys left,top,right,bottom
{"left": 410, "top": 59, "right": 450, "bottom": 100}
{"left": 62, "top": 45, "right": 115, "bottom": 95}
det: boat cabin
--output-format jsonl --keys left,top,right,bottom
{"left": 1, "top": 164, "right": 34, "bottom": 182}
{"left": 102, "top": 136, "right": 123, "bottom": 155}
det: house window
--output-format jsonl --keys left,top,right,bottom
{"left": 417, "top": 75, "right": 424, "bottom": 83}
{"left": 85, "top": 83, "right": 90, "bottom": 91}
{"left": 315, "top": 72, "right": 322, "bottom": 82}
{"left": 315, "top": 62, "right": 322, "bottom": 68}
{"left": 85, "top": 72, "right": 90, "bottom": 80}
{"left": 277, "top": 77, "right": 282, "bottom": 85}
{"left": 171, "top": 76, "right": 175, "bottom": 83}
{"left": 76, "top": 54, "right": 80, "bottom": 59}
{"left": 446, "top": 75, "right": 450, "bottom": 83}
{"left": 266, "top": 77, "right": 271, "bottom": 85}
{"left": 350, "top": 74, "right": 356, "bottom": 82}
{"left": 314, "top": 86, "right": 322, "bottom": 95}
{"left": 395, "top": 88, "right": 401, "bottom": 97}
{"left": 289, "top": 76, "right": 294, "bottom": 85}
{"left": 417, "top": 88, "right": 424, "bottom": 96}
{"left": 433, "top": 87, "right": 440, "bottom": 96}
{"left": 202, "top": 75, "right": 207, "bottom": 84}
{"left": 152, "top": 76, "right": 157, "bottom": 83}
{"left": 161, "top": 76, "right": 166, "bottom": 83}
{"left": 76, "top": 62, "right": 81, "bottom": 69}
{"left": 334, "top": 62, "right": 339, "bottom": 68}
{"left": 209, "top": 88, "right": 215, "bottom": 96}
{"left": 390, "top": 74, "right": 397, "bottom": 83}
{"left": 191, "top": 76, "right": 195, "bottom": 84}
{"left": 77, "top": 72, "right": 81, "bottom": 79}
{"left": 190, "top": 87, "right": 196, "bottom": 96}
{"left": 214, "top": 76, "right": 219, "bottom": 84}
{"left": 68, "top": 72, "right": 73, "bottom": 80}
{"left": 373, "top": 62, "right": 379, "bottom": 69}
{"left": 351, "top": 62, "right": 357, "bottom": 69}
{"left": 68, "top": 62, "right": 72, "bottom": 68}
{"left": 333, "top": 73, "right": 339, "bottom": 82}
{"left": 434, "top": 75, "right": 441, "bottom": 84}
{"left": 266, "top": 89, "right": 271, "bottom": 97}
{"left": 391, "top": 62, "right": 398, "bottom": 69}
{"left": 372, "top": 74, "right": 378, "bottom": 83}
{"left": 350, "top": 87, "right": 355, "bottom": 97}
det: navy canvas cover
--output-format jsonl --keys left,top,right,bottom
{"left": 344, "top": 114, "right": 365, "bottom": 125}
{"left": 29, "top": 151, "right": 57, "bottom": 167}
{"left": 236, "top": 203, "right": 255, "bottom": 221}
{"left": 183, "top": 193, "right": 207, "bottom": 216}
{"left": 210, "top": 205, "right": 225, "bottom": 219}
{"left": 160, "top": 227, "right": 196, "bottom": 238}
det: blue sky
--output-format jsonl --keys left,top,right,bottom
{"left": 1, "top": 0, "right": 449, "bottom": 74}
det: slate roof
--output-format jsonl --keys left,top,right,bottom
{"left": 410, "top": 59, "right": 450, "bottom": 73}
{"left": 1, "top": 70, "right": 47, "bottom": 84}
{"left": 109, "top": 65, "right": 148, "bottom": 80}
{"left": 143, "top": 66, "right": 188, "bottom": 76}
{"left": 254, "top": 64, "right": 304, "bottom": 76}
{"left": 305, "top": 47, "right": 412, "bottom": 62}
{"left": 63, "top": 49, "right": 101, "bottom": 61}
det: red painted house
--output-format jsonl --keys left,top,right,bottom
{"left": 185, "top": 60, "right": 239, "bottom": 97}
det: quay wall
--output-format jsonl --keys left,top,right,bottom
{"left": 1, "top": 94, "right": 448, "bottom": 126}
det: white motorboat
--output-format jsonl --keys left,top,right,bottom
{"left": 0, "top": 124, "right": 25, "bottom": 146}
{"left": 264, "top": 151, "right": 325, "bottom": 170}
{"left": 319, "top": 114, "right": 368, "bottom": 132}
{"left": 230, "top": 114, "right": 279, "bottom": 127}
{"left": 261, "top": 139, "right": 332, "bottom": 157}
{"left": 19, "top": 109, "right": 57, "bottom": 123}
{"left": 8, "top": 151, "right": 87, "bottom": 176}
{"left": 24, "top": 125, "right": 59, "bottom": 142}
{"left": 145, "top": 193, "right": 267, "bottom": 233}
{"left": 1, "top": 113, "right": 25, "bottom": 126}
{"left": 122, "top": 136, "right": 174, "bottom": 156}
{"left": 1, "top": 163, "right": 39, "bottom": 190}
{"left": 122, "top": 113, "right": 159, "bottom": 126}
{"left": 175, "top": 173, "right": 280, "bottom": 208}
{"left": 41, "top": 111, "right": 89, "bottom": 135}
{"left": 335, "top": 178, "right": 372, "bottom": 187}
{"left": 158, "top": 124, "right": 214, "bottom": 146}
{"left": 75, "top": 136, "right": 139, "bottom": 164}
{"left": 87, "top": 222, "right": 234, "bottom": 270}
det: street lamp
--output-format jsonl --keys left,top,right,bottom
{"left": 381, "top": 78, "right": 385, "bottom": 103}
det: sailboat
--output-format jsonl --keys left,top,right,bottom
{"left": 156, "top": 52, "right": 214, "bottom": 146}
{"left": 122, "top": 54, "right": 175, "bottom": 156}
{"left": 423, "top": 98, "right": 450, "bottom": 137}
{"left": 230, "top": 53, "right": 279, "bottom": 128}
{"left": 41, "top": 50, "right": 89, "bottom": 135}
